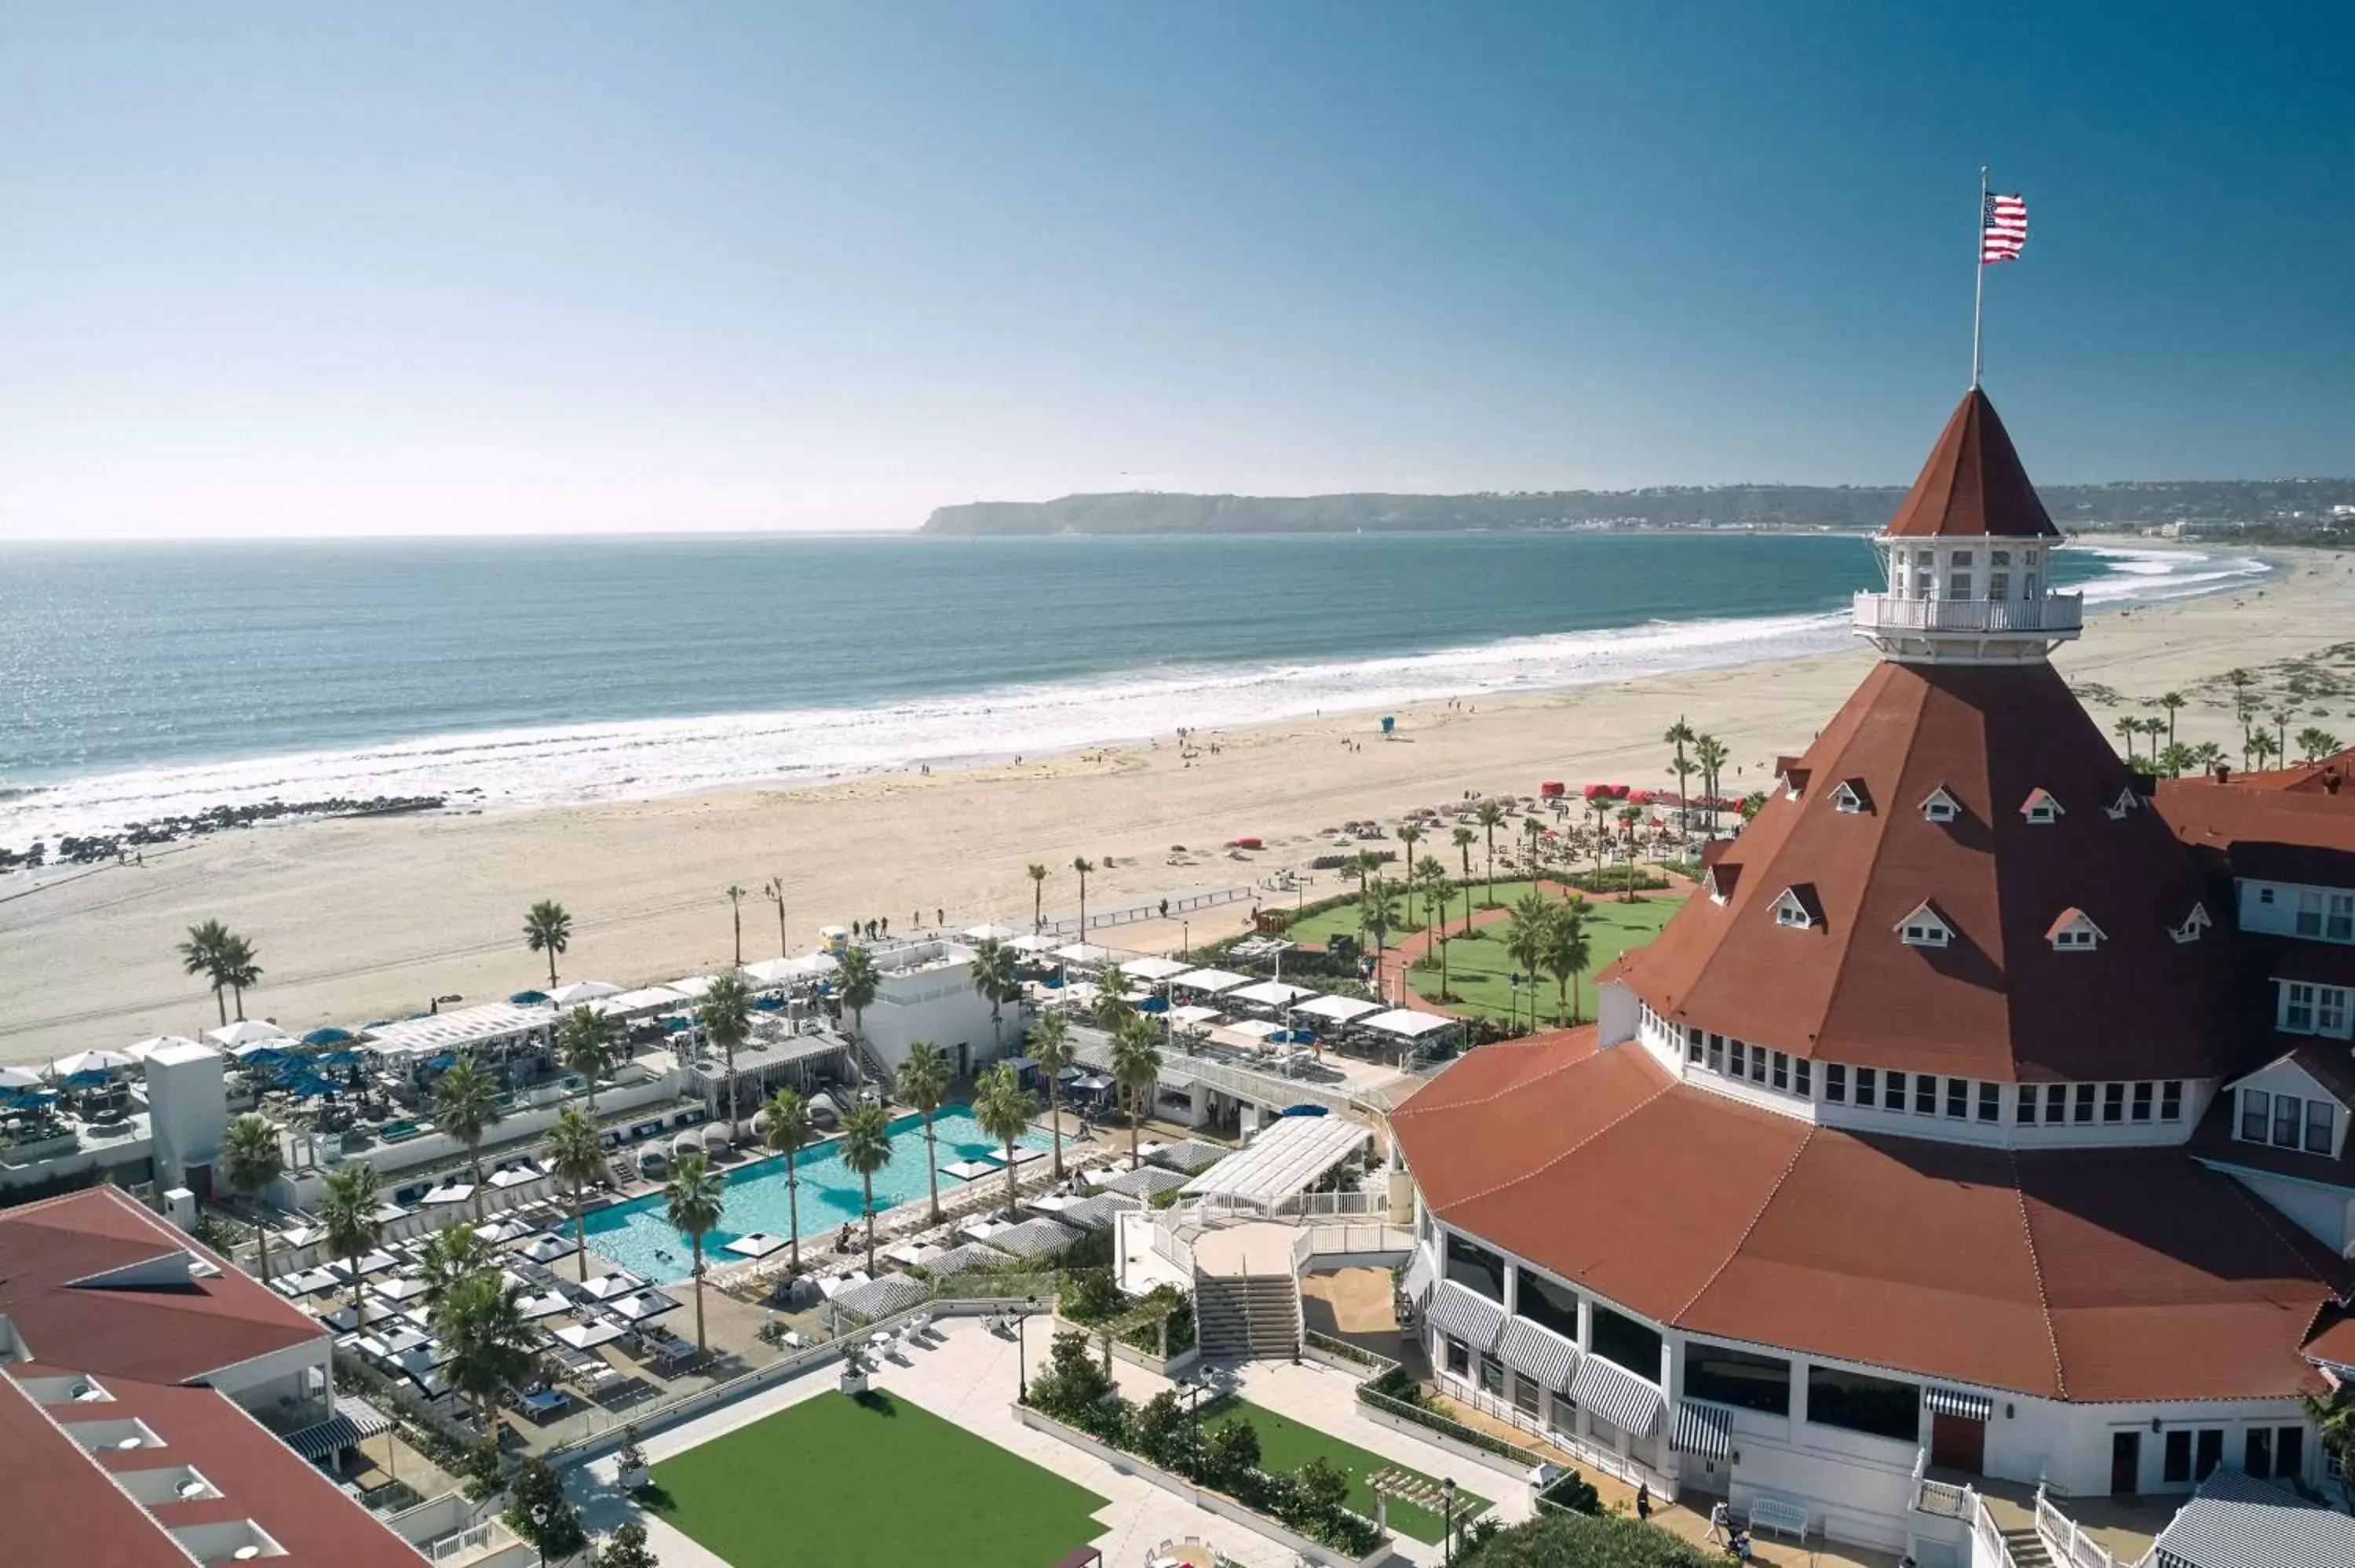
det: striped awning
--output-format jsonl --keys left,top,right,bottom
{"left": 1400, "top": 1249, "right": 1436, "bottom": 1307}
{"left": 1567, "top": 1354, "right": 1664, "bottom": 1439}
{"left": 1923, "top": 1384, "right": 1992, "bottom": 1422}
{"left": 1496, "top": 1316, "right": 1579, "bottom": 1393}
{"left": 280, "top": 1396, "right": 392, "bottom": 1460}
{"left": 1425, "top": 1280, "right": 1507, "bottom": 1354}
{"left": 1671, "top": 1399, "right": 1734, "bottom": 1460}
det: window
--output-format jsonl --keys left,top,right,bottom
{"left": 2323, "top": 987, "right": 2351, "bottom": 1036}
{"left": 1948, "top": 573, "right": 1972, "bottom": 599}
{"left": 1920, "top": 788, "right": 1961, "bottom": 824}
{"left": 2050, "top": 911, "right": 2104, "bottom": 950}
{"left": 2297, "top": 891, "right": 2324, "bottom": 939}
{"left": 2245, "top": 1428, "right": 2273, "bottom": 1479}
{"left": 1988, "top": 571, "right": 2010, "bottom": 599}
{"left": 2046, "top": 1084, "right": 2068, "bottom": 1123}
{"left": 1916, "top": 1074, "right": 1938, "bottom": 1115}
{"left": 1512, "top": 1372, "right": 1541, "bottom": 1417}
{"left": 2104, "top": 1082, "right": 2125, "bottom": 1123}
{"left": 1749, "top": 1046, "right": 1768, "bottom": 1085}
{"left": 2308, "top": 1099, "right": 2335, "bottom": 1155}
{"left": 1826, "top": 1063, "right": 1847, "bottom": 1103}
{"left": 1729, "top": 1040, "right": 1746, "bottom": 1078}
{"left": 1686, "top": 1028, "right": 1703, "bottom": 1063}
{"left": 1900, "top": 903, "right": 1952, "bottom": 948}
{"left": 1707, "top": 1034, "right": 1725, "bottom": 1073}
{"left": 2074, "top": 1084, "right": 2095, "bottom": 1124}
{"left": 1946, "top": 1078, "right": 1968, "bottom": 1118}
{"left": 1684, "top": 1342, "right": 1791, "bottom": 1416}
{"left": 2163, "top": 1430, "right": 2191, "bottom": 1484}
{"left": 2277, "top": 1426, "right": 2305, "bottom": 1480}
{"left": 1480, "top": 1353, "right": 1506, "bottom": 1397}
{"left": 2023, "top": 789, "right": 2063, "bottom": 825}
{"left": 1806, "top": 1365, "right": 1921, "bottom": 1442}
{"left": 1445, "top": 1234, "right": 1506, "bottom": 1300}
{"left": 2276, "top": 1094, "right": 2304, "bottom": 1148}
{"left": 2194, "top": 1429, "right": 2223, "bottom": 1481}
{"left": 1795, "top": 1059, "right": 1812, "bottom": 1099}
{"left": 1514, "top": 1267, "right": 1580, "bottom": 1342}
{"left": 2132, "top": 1082, "right": 2153, "bottom": 1122}
{"left": 1856, "top": 1067, "right": 1876, "bottom": 1107}
{"left": 2258, "top": 885, "right": 2276, "bottom": 906}
{"left": 2171, "top": 903, "right": 2211, "bottom": 944}
{"left": 1979, "top": 1081, "right": 2000, "bottom": 1122}
{"left": 1445, "top": 1336, "right": 1470, "bottom": 1377}
{"left": 2241, "top": 1088, "right": 2272, "bottom": 1142}
{"left": 1951, "top": 550, "right": 1973, "bottom": 567}
{"left": 1772, "top": 1052, "right": 1789, "bottom": 1092}
{"left": 1774, "top": 888, "right": 1814, "bottom": 928}
{"left": 2330, "top": 892, "right": 2353, "bottom": 943}
{"left": 1833, "top": 780, "right": 1870, "bottom": 814}
{"left": 2161, "top": 1081, "right": 2183, "bottom": 1121}
{"left": 2284, "top": 984, "right": 2317, "bottom": 1033}
{"left": 1991, "top": 550, "right": 2011, "bottom": 567}
{"left": 1589, "top": 1305, "right": 1663, "bottom": 1379}
{"left": 1886, "top": 1070, "right": 1908, "bottom": 1110}
{"left": 2018, "top": 1088, "right": 2038, "bottom": 1125}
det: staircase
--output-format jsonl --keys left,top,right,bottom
{"left": 1194, "top": 1269, "right": 1300, "bottom": 1360}
{"left": 1999, "top": 1525, "right": 2054, "bottom": 1568}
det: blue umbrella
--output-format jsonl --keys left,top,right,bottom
{"left": 751, "top": 995, "right": 783, "bottom": 1012}
{"left": 316, "top": 1049, "right": 367, "bottom": 1067}
{"left": 1136, "top": 996, "right": 1169, "bottom": 1014}
{"left": 1040, "top": 974, "right": 1065, "bottom": 989}
{"left": 301, "top": 1026, "right": 355, "bottom": 1046}
{"left": 1280, "top": 1103, "right": 1329, "bottom": 1118}
{"left": 425, "top": 1053, "right": 458, "bottom": 1070}
{"left": 64, "top": 1068, "right": 113, "bottom": 1088}
{"left": 509, "top": 990, "right": 549, "bottom": 1005}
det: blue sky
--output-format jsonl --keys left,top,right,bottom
{"left": 2, "top": 2, "right": 2348, "bottom": 537}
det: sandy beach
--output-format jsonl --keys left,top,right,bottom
{"left": 4, "top": 541, "right": 2351, "bottom": 1068}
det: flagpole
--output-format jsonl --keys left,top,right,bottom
{"left": 1970, "top": 165, "right": 1988, "bottom": 389}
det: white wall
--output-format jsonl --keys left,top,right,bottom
{"left": 2212, "top": 1165, "right": 2354, "bottom": 1255}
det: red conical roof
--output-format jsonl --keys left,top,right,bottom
{"left": 1884, "top": 388, "right": 2058, "bottom": 538}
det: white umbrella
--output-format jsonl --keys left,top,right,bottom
{"left": 52, "top": 1049, "right": 136, "bottom": 1076}
{"left": 0, "top": 1067, "right": 42, "bottom": 1089}
{"left": 206, "top": 1019, "right": 288, "bottom": 1048}
{"left": 666, "top": 975, "right": 720, "bottom": 999}
{"left": 546, "top": 981, "right": 620, "bottom": 1006}
{"left": 124, "top": 1035, "right": 201, "bottom": 1061}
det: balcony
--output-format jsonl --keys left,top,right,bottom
{"left": 1853, "top": 591, "right": 2083, "bottom": 637}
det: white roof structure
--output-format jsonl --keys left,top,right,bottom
{"left": 1229, "top": 980, "right": 1316, "bottom": 1008}
{"left": 123, "top": 1035, "right": 202, "bottom": 1061}
{"left": 1222, "top": 1019, "right": 1283, "bottom": 1041}
{"left": 52, "top": 1048, "right": 138, "bottom": 1075}
{"left": 1359, "top": 1008, "right": 1459, "bottom": 1039}
{"left": 366, "top": 1002, "right": 552, "bottom": 1057}
{"left": 1053, "top": 942, "right": 1115, "bottom": 965}
{"left": 1179, "top": 1114, "right": 1373, "bottom": 1209}
{"left": 1009, "top": 932, "right": 1061, "bottom": 954}
{"left": 593, "top": 986, "right": 685, "bottom": 1017}
{"left": 1166, "top": 1005, "right": 1221, "bottom": 1026}
{"left": 1292, "top": 994, "right": 1382, "bottom": 1023}
{"left": 546, "top": 980, "right": 620, "bottom": 1005}
{"left": 1119, "top": 955, "right": 1192, "bottom": 981}
{"left": 1170, "top": 968, "right": 1251, "bottom": 994}
{"left": 963, "top": 922, "right": 1023, "bottom": 941}
{"left": 666, "top": 974, "right": 721, "bottom": 998}
{"left": 206, "top": 1019, "right": 288, "bottom": 1048}
{"left": 744, "top": 952, "right": 838, "bottom": 984}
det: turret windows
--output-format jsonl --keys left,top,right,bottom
{"left": 2021, "top": 788, "right": 2064, "bottom": 824}
{"left": 2048, "top": 909, "right": 2104, "bottom": 950}
{"left": 1897, "top": 902, "right": 1952, "bottom": 948}
{"left": 1773, "top": 886, "right": 1821, "bottom": 929}
{"left": 1832, "top": 779, "right": 1872, "bottom": 814}
{"left": 1920, "top": 786, "right": 1962, "bottom": 824}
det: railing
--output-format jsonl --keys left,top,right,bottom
{"left": 1273, "top": 1190, "right": 1389, "bottom": 1220}
{"left": 1853, "top": 592, "right": 2083, "bottom": 635}
{"left": 1037, "top": 884, "right": 1254, "bottom": 936}
{"left": 1294, "top": 1223, "right": 1415, "bottom": 1262}
{"left": 2036, "top": 1486, "right": 2122, "bottom": 1568}
{"left": 421, "top": 1521, "right": 503, "bottom": 1563}
{"left": 1972, "top": 1492, "right": 2021, "bottom": 1568}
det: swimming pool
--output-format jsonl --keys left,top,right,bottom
{"left": 581, "top": 1107, "right": 1052, "bottom": 1282}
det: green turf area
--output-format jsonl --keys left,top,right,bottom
{"left": 1199, "top": 1395, "right": 1489, "bottom": 1544}
{"left": 1287, "top": 878, "right": 1554, "bottom": 949}
{"left": 1410, "top": 895, "right": 1685, "bottom": 1023}
{"left": 651, "top": 1390, "right": 1109, "bottom": 1568}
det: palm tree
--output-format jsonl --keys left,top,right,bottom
{"left": 2274, "top": 708, "right": 2294, "bottom": 764}
{"left": 1396, "top": 825, "right": 1422, "bottom": 898}
{"left": 1693, "top": 734, "right": 1730, "bottom": 835}
{"left": 2298, "top": 727, "right": 2342, "bottom": 765}
{"left": 663, "top": 1153, "right": 727, "bottom": 1355}
{"left": 1504, "top": 892, "right": 1554, "bottom": 1030}
{"left": 1358, "top": 877, "right": 1400, "bottom": 986}
{"left": 1093, "top": 964, "right": 1137, "bottom": 1034}
{"left": 2303, "top": 1389, "right": 2355, "bottom": 1508}
{"left": 2250, "top": 729, "right": 2281, "bottom": 769}
{"left": 698, "top": 973, "right": 754, "bottom": 1145}
{"left": 557, "top": 1005, "right": 619, "bottom": 1121}
{"left": 434, "top": 1269, "right": 538, "bottom": 1446}
{"left": 2112, "top": 713, "right": 2141, "bottom": 761}
{"left": 1521, "top": 815, "right": 1546, "bottom": 878}
{"left": 969, "top": 938, "right": 1020, "bottom": 1052}
{"left": 763, "top": 876, "right": 790, "bottom": 957}
{"left": 725, "top": 884, "right": 747, "bottom": 968}
{"left": 1451, "top": 827, "right": 1477, "bottom": 934}
{"left": 319, "top": 1164, "right": 383, "bottom": 1324}
{"left": 1664, "top": 716, "right": 1695, "bottom": 839}
{"left": 1109, "top": 1016, "right": 1161, "bottom": 1169}
{"left": 972, "top": 1063, "right": 1037, "bottom": 1222}
{"left": 1071, "top": 856, "right": 1095, "bottom": 936}
{"left": 1026, "top": 1011, "right": 1078, "bottom": 1179}
{"left": 524, "top": 899, "right": 571, "bottom": 988}
{"left": 896, "top": 1041, "right": 953, "bottom": 1226}
{"left": 2192, "top": 740, "right": 2225, "bottom": 776}
{"left": 833, "top": 943, "right": 878, "bottom": 1047}
{"left": 2159, "top": 691, "right": 2185, "bottom": 748}
{"left": 218, "top": 1115, "right": 285, "bottom": 1283}
{"left": 1538, "top": 899, "right": 1593, "bottom": 1026}
{"left": 835, "top": 1103, "right": 894, "bottom": 1274}
{"left": 1474, "top": 800, "right": 1506, "bottom": 906}
{"left": 1027, "top": 862, "right": 1050, "bottom": 932}
{"left": 761, "top": 1086, "right": 814, "bottom": 1272}
{"left": 432, "top": 1057, "right": 502, "bottom": 1223}
{"left": 1415, "top": 857, "right": 1453, "bottom": 1001}
{"left": 178, "top": 919, "right": 235, "bottom": 1026}
{"left": 417, "top": 1220, "right": 498, "bottom": 1318}
{"left": 542, "top": 1107, "right": 607, "bottom": 1282}
{"left": 218, "top": 932, "right": 262, "bottom": 1021}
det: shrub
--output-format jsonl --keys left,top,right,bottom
{"left": 1202, "top": 1417, "right": 1261, "bottom": 1486}
{"left": 1128, "top": 1389, "right": 1190, "bottom": 1469}
{"left": 1294, "top": 1457, "right": 1351, "bottom": 1523}
{"left": 504, "top": 1457, "right": 586, "bottom": 1559}
{"left": 1059, "top": 1267, "right": 1121, "bottom": 1325}
{"left": 594, "top": 1522, "right": 659, "bottom": 1568}
{"left": 1027, "top": 1328, "right": 1121, "bottom": 1425}
{"left": 1458, "top": 1510, "right": 1717, "bottom": 1567}
{"left": 1537, "top": 1467, "right": 1603, "bottom": 1515}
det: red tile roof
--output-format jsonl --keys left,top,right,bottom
{"left": 1616, "top": 659, "right": 2232, "bottom": 1081}
{"left": 0, "top": 1379, "right": 193, "bottom": 1568}
{"left": 2155, "top": 769, "right": 2355, "bottom": 884}
{"left": 1393, "top": 1030, "right": 2346, "bottom": 1402}
{"left": 0, "top": 1187, "right": 323, "bottom": 1384}
{"left": 1882, "top": 389, "right": 2059, "bottom": 539}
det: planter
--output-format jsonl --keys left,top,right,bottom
{"left": 838, "top": 1369, "right": 869, "bottom": 1396}
{"left": 616, "top": 1463, "right": 649, "bottom": 1492}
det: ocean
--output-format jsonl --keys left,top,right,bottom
{"left": 0, "top": 533, "right": 2266, "bottom": 848}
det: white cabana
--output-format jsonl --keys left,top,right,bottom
{"left": 514, "top": 1232, "right": 579, "bottom": 1265}
{"left": 422, "top": 1182, "right": 475, "bottom": 1206}
{"left": 1359, "top": 1008, "right": 1459, "bottom": 1041}
{"left": 1222, "top": 1019, "right": 1283, "bottom": 1041}
{"left": 579, "top": 1271, "right": 646, "bottom": 1302}
{"left": 1053, "top": 942, "right": 1115, "bottom": 965}
{"left": 546, "top": 981, "right": 621, "bottom": 1006}
{"left": 941, "top": 1158, "right": 996, "bottom": 1182}
{"left": 1165, "top": 1004, "right": 1221, "bottom": 1027}
{"left": 962, "top": 922, "right": 1022, "bottom": 942}
{"left": 607, "top": 1289, "right": 681, "bottom": 1324}
{"left": 1229, "top": 980, "right": 1316, "bottom": 1008}
{"left": 1180, "top": 1114, "right": 1372, "bottom": 1211}
{"left": 666, "top": 975, "right": 721, "bottom": 999}
{"left": 206, "top": 1019, "right": 287, "bottom": 1048}
{"left": 1293, "top": 995, "right": 1382, "bottom": 1024}
{"left": 744, "top": 953, "right": 837, "bottom": 984}
{"left": 551, "top": 1320, "right": 625, "bottom": 1351}
{"left": 1008, "top": 933, "right": 1061, "bottom": 954}
{"left": 724, "top": 1232, "right": 789, "bottom": 1260}
{"left": 1119, "top": 955, "right": 1192, "bottom": 982}
{"left": 516, "top": 1289, "right": 571, "bottom": 1320}
{"left": 364, "top": 1002, "right": 552, "bottom": 1059}
{"left": 593, "top": 985, "right": 684, "bottom": 1017}
{"left": 124, "top": 1035, "right": 201, "bottom": 1061}
{"left": 52, "top": 1048, "right": 137, "bottom": 1076}
{"left": 1169, "top": 968, "right": 1251, "bottom": 995}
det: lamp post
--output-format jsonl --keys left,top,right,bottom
{"left": 1017, "top": 1294, "right": 1036, "bottom": 1402}
{"left": 1440, "top": 1477, "right": 1458, "bottom": 1566}
{"left": 1179, "top": 1372, "right": 1207, "bottom": 1484}
{"left": 529, "top": 1503, "right": 550, "bottom": 1568}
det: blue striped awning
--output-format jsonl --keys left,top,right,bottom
{"left": 1567, "top": 1354, "right": 1664, "bottom": 1439}
{"left": 1425, "top": 1280, "right": 1506, "bottom": 1354}
{"left": 1672, "top": 1399, "right": 1733, "bottom": 1460}
{"left": 1496, "top": 1317, "right": 1579, "bottom": 1393}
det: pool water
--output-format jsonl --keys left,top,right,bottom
{"left": 581, "top": 1107, "right": 1051, "bottom": 1282}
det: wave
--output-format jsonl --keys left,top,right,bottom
{"left": 0, "top": 545, "right": 2269, "bottom": 848}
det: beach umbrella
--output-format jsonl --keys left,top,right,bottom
{"left": 63, "top": 1068, "right": 114, "bottom": 1088}
{"left": 508, "top": 990, "right": 549, "bottom": 1005}
{"left": 125, "top": 1035, "right": 201, "bottom": 1061}
{"left": 316, "top": 1049, "right": 367, "bottom": 1067}
{"left": 207, "top": 1019, "right": 288, "bottom": 1048}
{"left": 52, "top": 1049, "right": 136, "bottom": 1077}
{"left": 0, "top": 1067, "right": 41, "bottom": 1089}
{"left": 1280, "top": 1104, "right": 1330, "bottom": 1118}
{"left": 234, "top": 1044, "right": 291, "bottom": 1064}
{"left": 1136, "top": 995, "right": 1168, "bottom": 1014}
{"left": 301, "top": 1026, "right": 355, "bottom": 1046}
{"left": 546, "top": 980, "right": 620, "bottom": 1006}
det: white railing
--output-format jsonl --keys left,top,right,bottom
{"left": 1853, "top": 592, "right": 2083, "bottom": 635}
{"left": 2036, "top": 1486, "right": 2121, "bottom": 1568}
{"left": 1296, "top": 1223, "right": 1415, "bottom": 1260}
{"left": 1273, "top": 1190, "right": 1389, "bottom": 1219}
{"left": 1152, "top": 1211, "right": 1197, "bottom": 1275}
{"left": 422, "top": 1521, "right": 502, "bottom": 1563}
{"left": 1972, "top": 1492, "right": 2021, "bottom": 1568}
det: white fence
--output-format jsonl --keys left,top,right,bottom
{"left": 2036, "top": 1487, "right": 2120, "bottom": 1568}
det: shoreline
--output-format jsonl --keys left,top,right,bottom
{"left": 2, "top": 542, "right": 2347, "bottom": 1067}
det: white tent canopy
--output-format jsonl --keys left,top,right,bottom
{"left": 666, "top": 975, "right": 721, "bottom": 999}
{"left": 53, "top": 1048, "right": 137, "bottom": 1076}
{"left": 1169, "top": 968, "right": 1251, "bottom": 995}
{"left": 1229, "top": 980, "right": 1316, "bottom": 1008}
{"left": 1119, "top": 955, "right": 1192, "bottom": 981}
{"left": 1221, "top": 1019, "right": 1283, "bottom": 1041}
{"left": 593, "top": 986, "right": 685, "bottom": 1017}
{"left": 1292, "top": 995, "right": 1382, "bottom": 1023}
{"left": 206, "top": 1019, "right": 288, "bottom": 1048}
{"left": 1180, "top": 1114, "right": 1373, "bottom": 1210}
{"left": 1009, "top": 932, "right": 1061, "bottom": 954}
{"left": 744, "top": 953, "right": 838, "bottom": 984}
{"left": 365, "top": 1002, "right": 551, "bottom": 1058}
{"left": 1053, "top": 942, "right": 1115, "bottom": 965}
{"left": 1165, "top": 1005, "right": 1221, "bottom": 1027}
{"left": 124, "top": 1035, "right": 202, "bottom": 1061}
{"left": 963, "top": 922, "right": 1022, "bottom": 941}
{"left": 1360, "top": 1008, "right": 1459, "bottom": 1039}
{"left": 545, "top": 980, "right": 621, "bottom": 1005}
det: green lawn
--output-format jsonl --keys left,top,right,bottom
{"left": 1199, "top": 1396, "right": 1489, "bottom": 1544}
{"left": 1411, "top": 895, "right": 1685, "bottom": 1023}
{"left": 652, "top": 1390, "right": 1109, "bottom": 1568}
{"left": 1288, "top": 878, "right": 1559, "bottom": 949}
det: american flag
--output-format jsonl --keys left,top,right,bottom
{"left": 1981, "top": 192, "right": 2028, "bottom": 264}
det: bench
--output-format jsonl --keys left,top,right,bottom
{"left": 1746, "top": 1497, "right": 1810, "bottom": 1542}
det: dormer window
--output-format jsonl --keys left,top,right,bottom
{"left": 2021, "top": 788, "right": 2064, "bottom": 825}
{"left": 1705, "top": 862, "right": 1743, "bottom": 906}
{"left": 1920, "top": 786, "right": 1961, "bottom": 824}
{"left": 1773, "top": 886, "right": 1821, "bottom": 930}
{"left": 1897, "top": 902, "right": 1953, "bottom": 949}
{"left": 2105, "top": 788, "right": 2138, "bottom": 822}
{"left": 2048, "top": 909, "right": 2105, "bottom": 951}
{"left": 1832, "top": 779, "right": 1872, "bottom": 815}
{"left": 1780, "top": 765, "right": 1811, "bottom": 801}
{"left": 2170, "top": 903, "right": 2211, "bottom": 945}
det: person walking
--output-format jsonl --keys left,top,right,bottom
{"left": 1636, "top": 1482, "right": 1652, "bottom": 1523}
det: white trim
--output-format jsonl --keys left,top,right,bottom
{"left": 1919, "top": 786, "right": 1962, "bottom": 824}
{"left": 1896, "top": 902, "right": 1954, "bottom": 950}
